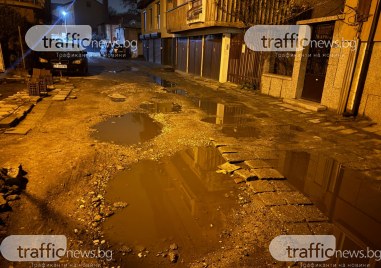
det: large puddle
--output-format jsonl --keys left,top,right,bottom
{"left": 92, "top": 113, "right": 162, "bottom": 146}
{"left": 277, "top": 151, "right": 381, "bottom": 252}
{"left": 103, "top": 147, "right": 239, "bottom": 265}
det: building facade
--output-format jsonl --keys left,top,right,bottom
{"left": 138, "top": 0, "right": 174, "bottom": 65}
{"left": 0, "top": 0, "right": 49, "bottom": 70}
{"left": 260, "top": 0, "right": 381, "bottom": 124}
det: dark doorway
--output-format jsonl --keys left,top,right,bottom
{"left": 177, "top": 37, "right": 188, "bottom": 72}
{"left": 301, "top": 23, "right": 335, "bottom": 102}
{"left": 202, "top": 34, "right": 222, "bottom": 80}
{"left": 188, "top": 36, "right": 202, "bottom": 75}
{"left": 162, "top": 38, "right": 176, "bottom": 66}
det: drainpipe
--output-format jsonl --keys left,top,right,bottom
{"left": 348, "top": 0, "right": 381, "bottom": 116}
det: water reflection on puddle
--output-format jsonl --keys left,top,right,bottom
{"left": 92, "top": 113, "right": 162, "bottom": 146}
{"left": 277, "top": 151, "right": 381, "bottom": 251}
{"left": 148, "top": 75, "right": 176, "bottom": 87}
{"left": 140, "top": 101, "right": 181, "bottom": 113}
{"left": 104, "top": 146, "right": 239, "bottom": 262}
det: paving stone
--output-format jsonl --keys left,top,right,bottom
{"left": 247, "top": 180, "right": 275, "bottom": 193}
{"left": 284, "top": 223, "right": 312, "bottom": 235}
{"left": 217, "top": 162, "right": 241, "bottom": 174}
{"left": 245, "top": 159, "right": 273, "bottom": 169}
{"left": 0, "top": 114, "right": 19, "bottom": 128}
{"left": 52, "top": 95, "right": 67, "bottom": 101}
{"left": 251, "top": 168, "right": 285, "bottom": 180}
{"left": 211, "top": 141, "right": 229, "bottom": 148}
{"left": 271, "top": 181, "right": 294, "bottom": 192}
{"left": 283, "top": 192, "right": 312, "bottom": 205}
{"left": 297, "top": 206, "right": 328, "bottom": 222}
{"left": 234, "top": 169, "right": 257, "bottom": 181}
{"left": 5, "top": 127, "right": 31, "bottom": 135}
{"left": 309, "top": 222, "right": 334, "bottom": 235}
{"left": 270, "top": 205, "right": 305, "bottom": 223}
{"left": 257, "top": 192, "right": 287, "bottom": 206}
{"left": 221, "top": 153, "right": 245, "bottom": 163}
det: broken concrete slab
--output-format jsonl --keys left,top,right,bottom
{"left": 257, "top": 192, "right": 287, "bottom": 206}
{"left": 251, "top": 168, "right": 285, "bottom": 180}
{"left": 218, "top": 146, "right": 240, "bottom": 154}
{"left": 0, "top": 114, "right": 19, "bottom": 128}
{"left": 5, "top": 127, "right": 31, "bottom": 135}
{"left": 246, "top": 180, "right": 275, "bottom": 193}
{"left": 221, "top": 153, "right": 245, "bottom": 163}
{"left": 234, "top": 169, "right": 257, "bottom": 181}
{"left": 217, "top": 162, "right": 241, "bottom": 174}
{"left": 52, "top": 96, "right": 66, "bottom": 101}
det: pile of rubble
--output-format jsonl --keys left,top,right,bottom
{"left": 0, "top": 165, "right": 27, "bottom": 212}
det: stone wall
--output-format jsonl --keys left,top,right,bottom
{"left": 358, "top": 42, "right": 381, "bottom": 124}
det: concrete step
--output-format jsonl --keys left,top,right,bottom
{"left": 282, "top": 98, "right": 327, "bottom": 112}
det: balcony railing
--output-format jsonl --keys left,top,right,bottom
{"left": 187, "top": 0, "right": 203, "bottom": 21}
{"left": 166, "top": 0, "right": 243, "bottom": 33}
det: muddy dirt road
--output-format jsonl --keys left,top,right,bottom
{"left": 1, "top": 56, "right": 380, "bottom": 268}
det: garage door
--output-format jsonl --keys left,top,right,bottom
{"left": 188, "top": 36, "right": 202, "bottom": 76}
{"left": 177, "top": 38, "right": 188, "bottom": 72}
{"left": 149, "top": 39, "right": 154, "bottom": 63}
{"left": 202, "top": 35, "right": 222, "bottom": 80}
{"left": 154, "top": 38, "right": 161, "bottom": 64}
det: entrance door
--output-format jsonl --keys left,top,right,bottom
{"left": 202, "top": 35, "right": 222, "bottom": 80}
{"left": 301, "top": 23, "right": 335, "bottom": 102}
{"left": 228, "top": 33, "right": 263, "bottom": 88}
{"left": 162, "top": 38, "right": 176, "bottom": 66}
{"left": 188, "top": 36, "right": 202, "bottom": 75}
{"left": 177, "top": 38, "right": 188, "bottom": 72}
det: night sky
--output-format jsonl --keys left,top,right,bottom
{"left": 108, "top": 0, "right": 129, "bottom": 13}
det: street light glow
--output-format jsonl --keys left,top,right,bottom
{"left": 61, "top": 11, "right": 67, "bottom": 16}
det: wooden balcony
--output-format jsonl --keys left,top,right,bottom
{"left": 166, "top": 0, "right": 244, "bottom": 33}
